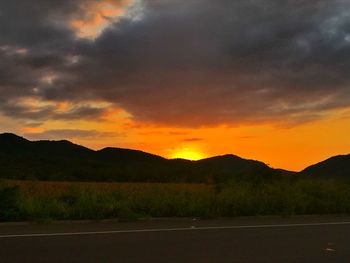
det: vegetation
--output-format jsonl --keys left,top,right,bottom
{"left": 1, "top": 133, "right": 349, "bottom": 222}
{"left": 1, "top": 177, "right": 350, "bottom": 222}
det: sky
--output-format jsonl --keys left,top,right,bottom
{"left": 0, "top": 0, "right": 350, "bottom": 171}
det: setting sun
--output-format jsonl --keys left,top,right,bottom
{"left": 170, "top": 147, "right": 204, "bottom": 160}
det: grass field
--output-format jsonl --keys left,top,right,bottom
{"left": 1, "top": 178, "right": 350, "bottom": 222}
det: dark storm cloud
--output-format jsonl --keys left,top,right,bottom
{"left": 1, "top": 0, "right": 350, "bottom": 126}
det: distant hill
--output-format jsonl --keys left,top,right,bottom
{"left": 301, "top": 154, "right": 350, "bottom": 178}
{"left": 0, "top": 133, "right": 291, "bottom": 183}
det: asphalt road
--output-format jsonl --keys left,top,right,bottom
{"left": 1, "top": 216, "right": 350, "bottom": 263}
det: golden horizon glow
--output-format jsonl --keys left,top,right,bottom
{"left": 170, "top": 147, "right": 204, "bottom": 161}
{"left": 3, "top": 106, "right": 349, "bottom": 172}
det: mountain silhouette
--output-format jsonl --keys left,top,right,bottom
{"left": 0, "top": 133, "right": 293, "bottom": 183}
{"left": 301, "top": 154, "right": 350, "bottom": 178}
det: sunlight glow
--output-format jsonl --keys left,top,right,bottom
{"left": 170, "top": 147, "right": 204, "bottom": 161}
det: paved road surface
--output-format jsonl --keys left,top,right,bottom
{"left": 1, "top": 216, "right": 350, "bottom": 263}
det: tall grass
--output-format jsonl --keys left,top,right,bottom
{"left": 1, "top": 178, "right": 350, "bottom": 222}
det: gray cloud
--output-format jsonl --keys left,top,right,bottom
{"left": 24, "top": 129, "right": 120, "bottom": 140}
{"left": 0, "top": 99, "right": 108, "bottom": 123}
{"left": 1, "top": 0, "right": 350, "bottom": 127}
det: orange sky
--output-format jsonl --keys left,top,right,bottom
{"left": 3, "top": 105, "right": 347, "bottom": 172}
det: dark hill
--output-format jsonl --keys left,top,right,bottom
{"left": 193, "top": 155, "right": 279, "bottom": 183}
{"left": 197, "top": 154, "right": 270, "bottom": 173}
{"left": 0, "top": 133, "right": 290, "bottom": 183}
{"left": 301, "top": 154, "right": 350, "bottom": 178}
{"left": 97, "top": 147, "right": 165, "bottom": 162}
{"left": 0, "top": 133, "right": 31, "bottom": 153}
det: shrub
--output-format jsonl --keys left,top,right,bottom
{"left": 0, "top": 183, "right": 21, "bottom": 220}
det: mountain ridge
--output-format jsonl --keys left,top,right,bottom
{"left": 0, "top": 133, "right": 349, "bottom": 181}
{"left": 301, "top": 154, "right": 350, "bottom": 177}
{"left": 0, "top": 133, "right": 289, "bottom": 182}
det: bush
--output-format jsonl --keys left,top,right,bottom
{"left": 2, "top": 178, "right": 350, "bottom": 222}
{"left": 0, "top": 183, "right": 21, "bottom": 220}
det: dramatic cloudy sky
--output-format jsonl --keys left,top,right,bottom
{"left": 1, "top": 0, "right": 350, "bottom": 170}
